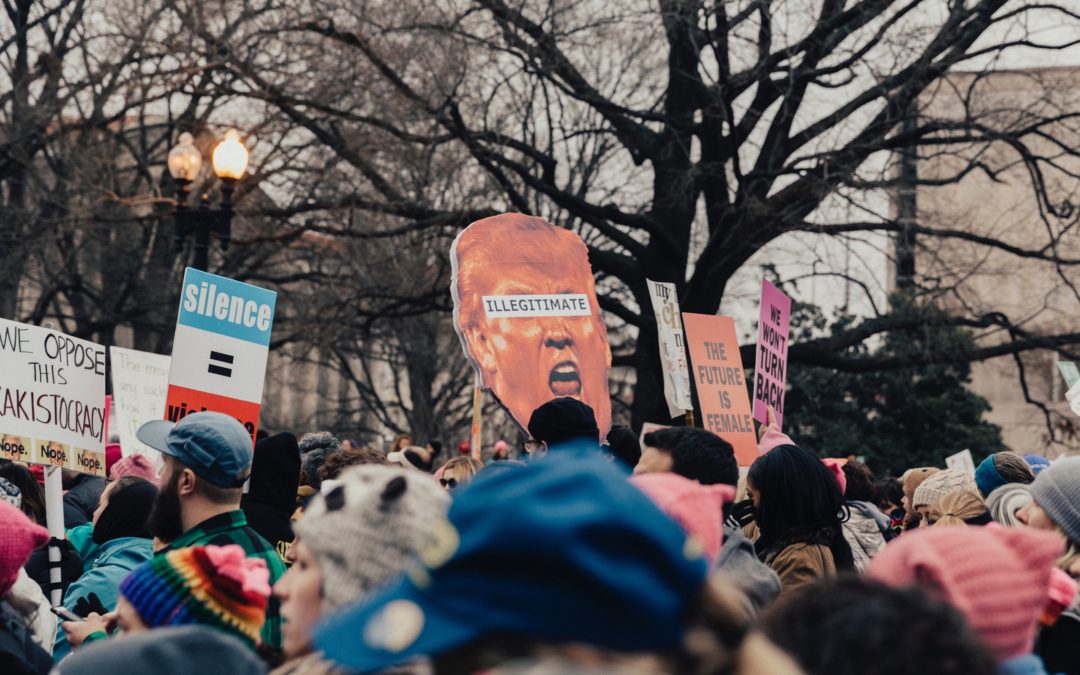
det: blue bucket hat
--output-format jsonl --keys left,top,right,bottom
{"left": 313, "top": 441, "right": 708, "bottom": 671}
{"left": 136, "top": 412, "right": 253, "bottom": 488}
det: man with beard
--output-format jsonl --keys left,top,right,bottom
{"left": 135, "top": 411, "right": 285, "bottom": 650}
{"left": 451, "top": 213, "right": 613, "bottom": 438}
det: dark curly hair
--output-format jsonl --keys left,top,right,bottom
{"left": 762, "top": 576, "right": 996, "bottom": 675}
{"left": 841, "top": 460, "right": 877, "bottom": 503}
{"left": 642, "top": 427, "right": 738, "bottom": 486}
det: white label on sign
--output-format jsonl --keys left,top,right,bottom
{"left": 168, "top": 324, "right": 269, "bottom": 404}
{"left": 482, "top": 294, "right": 592, "bottom": 318}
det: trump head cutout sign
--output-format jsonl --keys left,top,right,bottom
{"left": 451, "top": 213, "right": 612, "bottom": 438}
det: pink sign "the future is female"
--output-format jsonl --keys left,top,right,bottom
{"left": 752, "top": 279, "right": 792, "bottom": 428}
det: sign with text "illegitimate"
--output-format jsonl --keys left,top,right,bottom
{"left": 165, "top": 268, "right": 276, "bottom": 443}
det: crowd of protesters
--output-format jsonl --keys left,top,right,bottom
{"left": 2, "top": 396, "right": 1080, "bottom": 675}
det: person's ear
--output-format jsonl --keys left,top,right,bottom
{"left": 177, "top": 467, "right": 198, "bottom": 498}
{"left": 464, "top": 322, "right": 498, "bottom": 375}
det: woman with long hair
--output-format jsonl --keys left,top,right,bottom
{"left": 745, "top": 445, "right": 854, "bottom": 599}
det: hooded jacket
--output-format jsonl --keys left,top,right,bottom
{"left": 53, "top": 537, "right": 153, "bottom": 659}
{"left": 715, "top": 526, "right": 781, "bottom": 615}
{"left": 0, "top": 599, "right": 51, "bottom": 675}
{"left": 842, "top": 501, "right": 888, "bottom": 572}
{"left": 241, "top": 433, "right": 301, "bottom": 565}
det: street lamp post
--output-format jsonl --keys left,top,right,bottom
{"left": 167, "top": 129, "right": 250, "bottom": 271}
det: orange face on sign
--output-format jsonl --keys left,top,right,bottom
{"left": 451, "top": 213, "right": 612, "bottom": 438}
{"left": 682, "top": 313, "right": 758, "bottom": 466}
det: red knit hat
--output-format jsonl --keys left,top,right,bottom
{"left": 867, "top": 524, "right": 1063, "bottom": 661}
{"left": 0, "top": 500, "right": 49, "bottom": 595}
{"left": 630, "top": 473, "right": 735, "bottom": 565}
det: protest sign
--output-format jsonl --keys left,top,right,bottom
{"left": 646, "top": 279, "right": 692, "bottom": 418}
{"left": 165, "top": 268, "right": 276, "bottom": 443}
{"left": 946, "top": 448, "right": 976, "bottom": 476}
{"left": 0, "top": 319, "right": 107, "bottom": 475}
{"left": 682, "top": 313, "right": 758, "bottom": 466}
{"left": 1058, "top": 361, "right": 1080, "bottom": 390}
{"left": 110, "top": 346, "right": 170, "bottom": 463}
{"left": 752, "top": 279, "right": 791, "bottom": 427}
{"left": 451, "top": 213, "right": 612, "bottom": 438}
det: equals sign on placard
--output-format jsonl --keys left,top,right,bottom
{"left": 208, "top": 351, "right": 234, "bottom": 377}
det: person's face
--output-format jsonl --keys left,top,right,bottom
{"left": 275, "top": 538, "right": 323, "bottom": 659}
{"left": 633, "top": 446, "right": 674, "bottom": 476}
{"left": 1017, "top": 499, "right": 1060, "bottom": 532}
{"left": 115, "top": 597, "right": 148, "bottom": 635}
{"left": 440, "top": 466, "right": 468, "bottom": 492}
{"left": 461, "top": 257, "right": 612, "bottom": 437}
{"left": 147, "top": 459, "right": 185, "bottom": 543}
{"left": 915, "top": 505, "right": 930, "bottom": 522}
{"left": 746, "top": 480, "right": 761, "bottom": 509}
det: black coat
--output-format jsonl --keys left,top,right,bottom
{"left": 240, "top": 433, "right": 300, "bottom": 564}
{"left": 0, "top": 600, "right": 51, "bottom": 675}
{"left": 62, "top": 474, "right": 105, "bottom": 529}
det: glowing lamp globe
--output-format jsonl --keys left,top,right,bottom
{"left": 167, "top": 132, "right": 202, "bottom": 182}
{"left": 212, "top": 129, "right": 249, "bottom": 180}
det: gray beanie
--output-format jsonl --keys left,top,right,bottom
{"left": 912, "top": 469, "right": 977, "bottom": 509}
{"left": 986, "top": 482, "right": 1032, "bottom": 526}
{"left": 298, "top": 432, "right": 341, "bottom": 486}
{"left": 1029, "top": 456, "right": 1080, "bottom": 544}
{"left": 294, "top": 464, "right": 450, "bottom": 610}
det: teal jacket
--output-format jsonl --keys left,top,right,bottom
{"left": 66, "top": 522, "right": 101, "bottom": 573}
{"left": 53, "top": 536, "right": 153, "bottom": 659}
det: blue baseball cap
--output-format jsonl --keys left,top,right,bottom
{"left": 313, "top": 440, "right": 708, "bottom": 671}
{"left": 136, "top": 412, "right": 254, "bottom": 488}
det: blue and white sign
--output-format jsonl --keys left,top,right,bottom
{"left": 166, "top": 269, "right": 276, "bottom": 434}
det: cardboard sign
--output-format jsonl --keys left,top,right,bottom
{"left": 0, "top": 319, "right": 107, "bottom": 475}
{"left": 946, "top": 448, "right": 976, "bottom": 476}
{"left": 752, "top": 280, "right": 792, "bottom": 427}
{"left": 165, "top": 268, "right": 276, "bottom": 443}
{"left": 450, "top": 213, "right": 612, "bottom": 438}
{"left": 646, "top": 279, "right": 692, "bottom": 418}
{"left": 110, "top": 346, "right": 170, "bottom": 464}
{"left": 682, "top": 313, "right": 758, "bottom": 466}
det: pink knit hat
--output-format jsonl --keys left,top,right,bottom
{"left": 866, "top": 524, "right": 1063, "bottom": 661}
{"left": 630, "top": 472, "right": 735, "bottom": 565}
{"left": 110, "top": 453, "right": 159, "bottom": 484}
{"left": 0, "top": 500, "right": 49, "bottom": 595}
{"left": 821, "top": 458, "right": 848, "bottom": 495}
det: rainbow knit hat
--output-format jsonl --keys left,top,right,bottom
{"left": 119, "top": 544, "right": 271, "bottom": 646}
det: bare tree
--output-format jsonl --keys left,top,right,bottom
{"left": 221, "top": 0, "right": 1080, "bottom": 427}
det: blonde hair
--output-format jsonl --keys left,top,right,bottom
{"left": 929, "top": 490, "right": 988, "bottom": 528}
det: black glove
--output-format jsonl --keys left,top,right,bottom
{"left": 73, "top": 592, "right": 107, "bottom": 618}
{"left": 726, "top": 499, "right": 756, "bottom": 529}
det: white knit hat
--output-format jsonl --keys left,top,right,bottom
{"left": 294, "top": 464, "right": 450, "bottom": 610}
{"left": 912, "top": 469, "right": 977, "bottom": 509}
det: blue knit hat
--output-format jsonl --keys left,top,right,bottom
{"left": 975, "top": 454, "right": 1006, "bottom": 497}
{"left": 314, "top": 440, "right": 707, "bottom": 671}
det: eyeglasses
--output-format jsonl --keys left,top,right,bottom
{"left": 521, "top": 439, "right": 545, "bottom": 453}
{"left": 439, "top": 477, "right": 458, "bottom": 489}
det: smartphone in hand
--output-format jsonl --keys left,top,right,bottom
{"left": 50, "top": 606, "right": 83, "bottom": 623}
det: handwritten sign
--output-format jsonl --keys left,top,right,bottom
{"left": 647, "top": 279, "right": 692, "bottom": 418}
{"left": 752, "top": 280, "right": 792, "bottom": 427}
{"left": 110, "top": 346, "right": 170, "bottom": 465}
{"left": 0, "top": 319, "right": 106, "bottom": 475}
{"left": 946, "top": 449, "right": 976, "bottom": 476}
{"left": 682, "top": 313, "right": 758, "bottom": 466}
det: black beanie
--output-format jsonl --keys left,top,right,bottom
{"left": 527, "top": 397, "right": 600, "bottom": 446}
